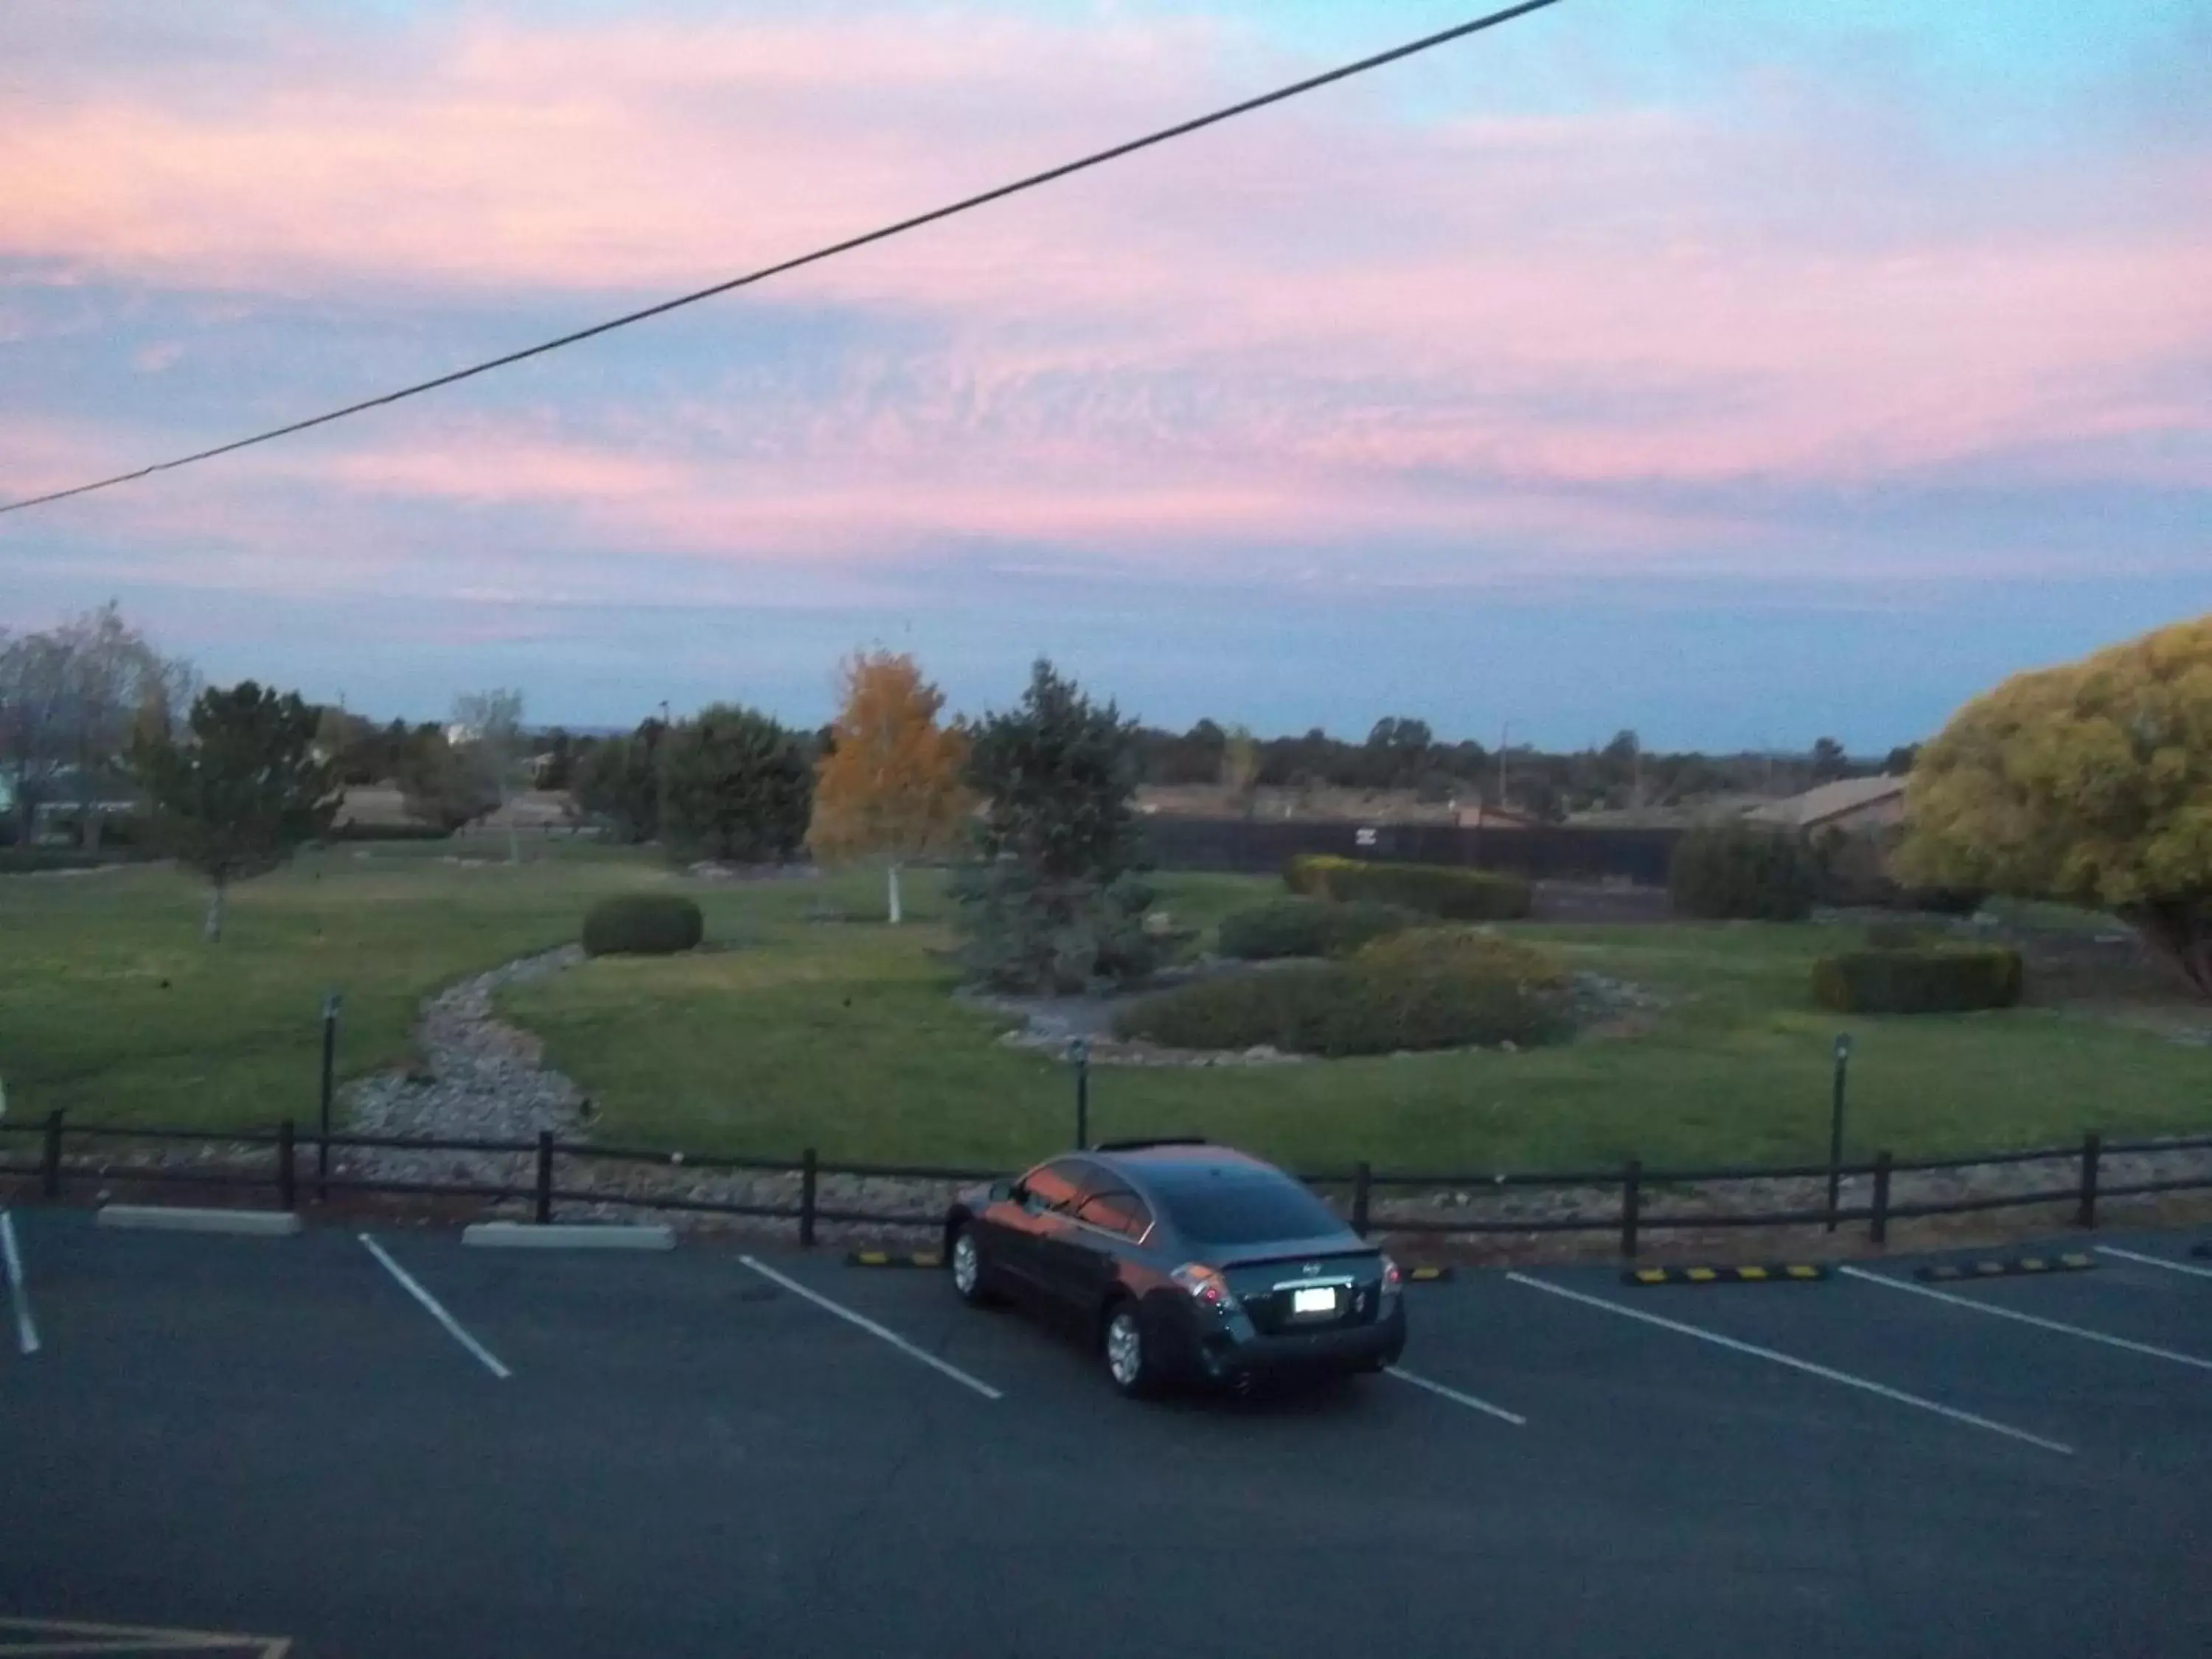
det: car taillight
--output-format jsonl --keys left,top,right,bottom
{"left": 1173, "top": 1262, "right": 1238, "bottom": 1312}
{"left": 1380, "top": 1255, "right": 1404, "bottom": 1299}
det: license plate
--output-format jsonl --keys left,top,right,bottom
{"left": 1292, "top": 1286, "right": 1338, "bottom": 1315}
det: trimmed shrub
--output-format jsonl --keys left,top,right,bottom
{"left": 582, "top": 893, "right": 705, "bottom": 957}
{"left": 1281, "top": 853, "right": 1341, "bottom": 897}
{"left": 1282, "top": 854, "right": 1531, "bottom": 920}
{"left": 1812, "top": 945, "right": 2024, "bottom": 1014}
{"left": 1216, "top": 897, "right": 1416, "bottom": 960}
{"left": 1113, "top": 959, "right": 1565, "bottom": 1057}
{"left": 1355, "top": 925, "right": 1566, "bottom": 987}
{"left": 1669, "top": 823, "right": 1818, "bottom": 922}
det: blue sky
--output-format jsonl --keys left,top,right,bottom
{"left": 1, "top": 0, "right": 2205, "bottom": 748}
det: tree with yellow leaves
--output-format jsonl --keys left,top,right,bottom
{"left": 1895, "top": 614, "right": 2212, "bottom": 998}
{"left": 807, "top": 651, "right": 971, "bottom": 923}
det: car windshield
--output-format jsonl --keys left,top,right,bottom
{"left": 1153, "top": 1173, "right": 1344, "bottom": 1246}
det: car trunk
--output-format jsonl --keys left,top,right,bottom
{"left": 1217, "top": 1239, "right": 1385, "bottom": 1334}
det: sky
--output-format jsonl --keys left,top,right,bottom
{"left": 1, "top": 0, "right": 2206, "bottom": 751}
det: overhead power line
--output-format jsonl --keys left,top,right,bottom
{"left": 0, "top": 0, "right": 1565, "bottom": 518}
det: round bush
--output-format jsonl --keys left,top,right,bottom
{"left": 1811, "top": 945, "right": 2023, "bottom": 1014}
{"left": 1354, "top": 925, "right": 1565, "bottom": 987}
{"left": 1669, "top": 824, "right": 1818, "bottom": 922}
{"left": 1215, "top": 897, "right": 1416, "bottom": 960}
{"left": 1282, "top": 855, "right": 1531, "bottom": 921}
{"left": 1113, "top": 959, "right": 1565, "bottom": 1057}
{"left": 582, "top": 893, "right": 705, "bottom": 957}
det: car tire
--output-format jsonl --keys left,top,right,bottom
{"left": 947, "top": 1224, "right": 999, "bottom": 1308}
{"left": 1102, "top": 1300, "right": 1161, "bottom": 1399}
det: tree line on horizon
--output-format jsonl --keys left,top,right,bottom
{"left": 2, "top": 602, "right": 2205, "bottom": 998}
{"left": 317, "top": 703, "right": 1906, "bottom": 830}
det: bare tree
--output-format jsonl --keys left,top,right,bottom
{"left": 451, "top": 689, "right": 528, "bottom": 863}
{"left": 51, "top": 605, "right": 184, "bottom": 849}
{"left": 0, "top": 629, "right": 76, "bottom": 844}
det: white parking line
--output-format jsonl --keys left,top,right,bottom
{"left": 739, "top": 1254, "right": 1003, "bottom": 1401}
{"left": 1840, "top": 1265, "right": 2212, "bottom": 1373}
{"left": 358, "top": 1233, "right": 512, "bottom": 1379}
{"left": 2096, "top": 1245, "right": 2212, "bottom": 1283}
{"left": 1386, "top": 1366, "right": 1526, "bottom": 1425}
{"left": 1507, "top": 1271, "right": 2073, "bottom": 1456}
{"left": 1, "top": 1211, "right": 38, "bottom": 1356}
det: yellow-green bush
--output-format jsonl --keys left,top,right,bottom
{"left": 1113, "top": 959, "right": 1565, "bottom": 1056}
{"left": 1354, "top": 925, "right": 1566, "bottom": 987}
{"left": 1281, "top": 855, "right": 1531, "bottom": 920}
{"left": 1216, "top": 897, "right": 1417, "bottom": 960}
{"left": 1811, "top": 945, "right": 2023, "bottom": 1014}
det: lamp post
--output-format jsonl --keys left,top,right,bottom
{"left": 1069, "top": 1036, "right": 1091, "bottom": 1150}
{"left": 317, "top": 992, "right": 343, "bottom": 1200}
{"left": 1825, "top": 1032, "right": 1852, "bottom": 1232}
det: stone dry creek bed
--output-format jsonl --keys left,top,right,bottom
{"left": 43, "top": 947, "right": 2212, "bottom": 1257}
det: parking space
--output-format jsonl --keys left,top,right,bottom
{"left": 4, "top": 1209, "right": 2210, "bottom": 1659}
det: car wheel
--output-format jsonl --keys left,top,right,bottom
{"left": 948, "top": 1225, "right": 998, "bottom": 1308}
{"left": 1102, "top": 1301, "right": 1158, "bottom": 1399}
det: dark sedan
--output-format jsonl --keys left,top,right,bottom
{"left": 943, "top": 1139, "right": 1406, "bottom": 1397}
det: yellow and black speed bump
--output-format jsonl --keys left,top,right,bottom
{"left": 846, "top": 1250, "right": 944, "bottom": 1269}
{"left": 1914, "top": 1253, "right": 2093, "bottom": 1282}
{"left": 1400, "top": 1265, "right": 1455, "bottom": 1284}
{"left": 1622, "top": 1263, "right": 1827, "bottom": 1287}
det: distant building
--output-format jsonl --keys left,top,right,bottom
{"left": 1743, "top": 775, "right": 1908, "bottom": 836}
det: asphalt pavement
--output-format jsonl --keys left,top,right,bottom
{"left": 2, "top": 1209, "right": 2208, "bottom": 1659}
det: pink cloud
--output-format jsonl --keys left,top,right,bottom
{"left": 2, "top": 2, "right": 2207, "bottom": 602}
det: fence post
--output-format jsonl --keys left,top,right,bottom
{"left": 317, "top": 992, "right": 341, "bottom": 1201}
{"left": 277, "top": 1119, "right": 296, "bottom": 1211}
{"left": 1825, "top": 1034, "right": 1853, "bottom": 1233}
{"left": 535, "top": 1130, "right": 554, "bottom": 1225}
{"left": 1352, "top": 1161, "right": 1372, "bottom": 1239}
{"left": 2076, "top": 1130, "right": 2101, "bottom": 1230}
{"left": 1070, "top": 1037, "right": 1091, "bottom": 1150}
{"left": 1619, "top": 1158, "right": 1641, "bottom": 1259}
{"left": 799, "top": 1147, "right": 818, "bottom": 1248}
{"left": 41, "top": 1109, "right": 64, "bottom": 1200}
{"left": 1869, "top": 1150, "right": 1892, "bottom": 1246}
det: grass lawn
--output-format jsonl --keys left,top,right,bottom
{"left": 502, "top": 869, "right": 2212, "bottom": 1175}
{"left": 7, "top": 852, "right": 2205, "bottom": 1175}
{"left": 0, "top": 838, "right": 671, "bottom": 1130}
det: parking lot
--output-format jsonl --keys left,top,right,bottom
{"left": 3, "top": 1208, "right": 2209, "bottom": 1659}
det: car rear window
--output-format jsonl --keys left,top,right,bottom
{"left": 1153, "top": 1175, "right": 1343, "bottom": 1246}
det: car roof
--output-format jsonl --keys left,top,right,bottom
{"left": 1084, "top": 1144, "right": 1276, "bottom": 1186}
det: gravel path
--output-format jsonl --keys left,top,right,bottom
{"left": 340, "top": 946, "right": 589, "bottom": 1194}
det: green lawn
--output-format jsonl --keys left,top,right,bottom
{"left": 504, "top": 869, "right": 2211, "bottom": 1174}
{"left": 0, "top": 839, "right": 670, "bottom": 1129}
{"left": 4, "top": 852, "right": 2205, "bottom": 1175}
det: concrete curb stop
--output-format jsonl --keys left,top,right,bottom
{"left": 846, "top": 1251, "right": 944, "bottom": 1269}
{"left": 462, "top": 1222, "right": 675, "bottom": 1251}
{"left": 97, "top": 1206, "right": 302, "bottom": 1237}
{"left": 1624, "top": 1263, "right": 1826, "bottom": 1287}
{"left": 1402, "top": 1265, "right": 1454, "bottom": 1283}
{"left": 1916, "top": 1253, "right": 2092, "bottom": 1282}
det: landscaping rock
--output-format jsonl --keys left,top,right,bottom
{"left": 340, "top": 946, "right": 588, "bottom": 1192}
